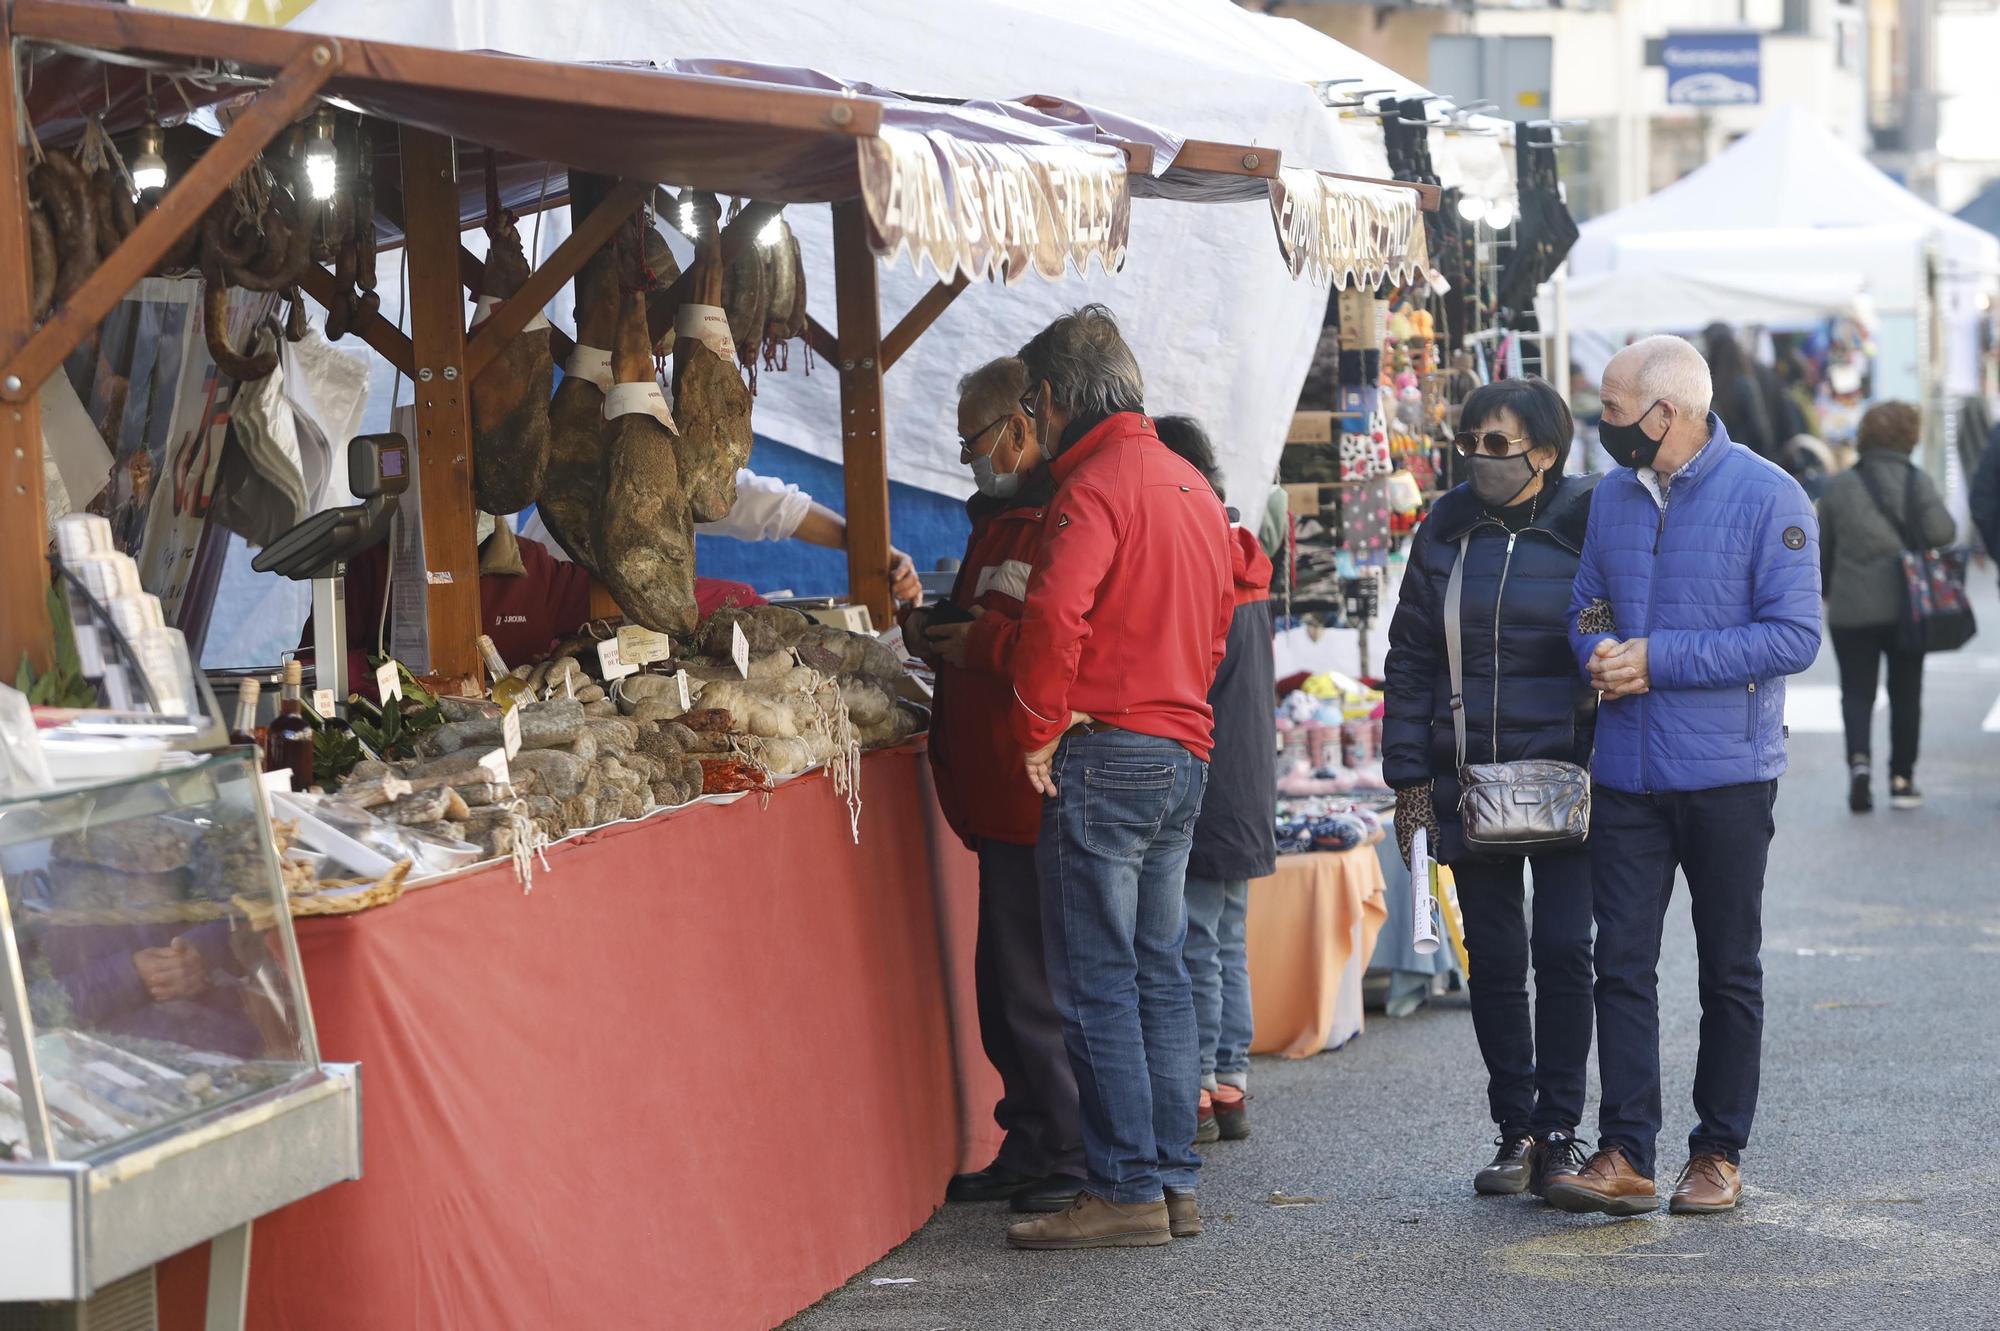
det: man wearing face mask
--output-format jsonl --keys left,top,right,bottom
{"left": 1383, "top": 377, "right": 1600, "bottom": 1201}
{"left": 1549, "top": 335, "right": 1821, "bottom": 1220}
{"left": 905, "top": 355, "right": 1086, "bottom": 1216}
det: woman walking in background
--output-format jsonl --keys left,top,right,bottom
{"left": 1815, "top": 401, "right": 1956, "bottom": 811}
{"left": 1383, "top": 377, "right": 1600, "bottom": 1201}
{"left": 1153, "top": 416, "right": 1277, "bottom": 1147}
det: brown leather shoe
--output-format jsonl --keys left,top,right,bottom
{"left": 1164, "top": 1188, "right": 1202, "bottom": 1238}
{"left": 1544, "top": 1148, "right": 1659, "bottom": 1216}
{"left": 1669, "top": 1154, "right": 1742, "bottom": 1215}
{"left": 1006, "top": 1193, "right": 1171, "bottom": 1250}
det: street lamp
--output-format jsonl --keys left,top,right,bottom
{"left": 1456, "top": 194, "right": 1488, "bottom": 223}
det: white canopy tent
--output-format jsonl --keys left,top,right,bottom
{"left": 1562, "top": 104, "right": 2000, "bottom": 350}
{"left": 287, "top": 0, "right": 1436, "bottom": 510}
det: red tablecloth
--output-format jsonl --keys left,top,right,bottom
{"left": 156, "top": 747, "right": 999, "bottom": 1331}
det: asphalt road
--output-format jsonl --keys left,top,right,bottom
{"left": 789, "top": 576, "right": 2000, "bottom": 1331}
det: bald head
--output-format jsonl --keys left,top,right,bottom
{"left": 1604, "top": 335, "right": 1713, "bottom": 420}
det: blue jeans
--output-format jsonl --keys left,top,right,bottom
{"left": 1591, "top": 782, "right": 1776, "bottom": 1180}
{"left": 1182, "top": 877, "right": 1252, "bottom": 1088}
{"left": 1036, "top": 730, "right": 1208, "bottom": 1204}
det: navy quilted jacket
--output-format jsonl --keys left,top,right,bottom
{"left": 1566, "top": 418, "right": 1822, "bottom": 795}
{"left": 1383, "top": 473, "right": 1599, "bottom": 864}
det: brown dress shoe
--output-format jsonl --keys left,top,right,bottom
{"left": 1669, "top": 1154, "right": 1742, "bottom": 1215}
{"left": 1544, "top": 1148, "right": 1659, "bottom": 1216}
{"left": 1164, "top": 1188, "right": 1202, "bottom": 1238}
{"left": 1006, "top": 1193, "right": 1171, "bottom": 1250}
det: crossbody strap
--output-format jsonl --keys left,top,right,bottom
{"left": 1855, "top": 460, "right": 1916, "bottom": 552}
{"left": 1444, "top": 535, "right": 1469, "bottom": 770}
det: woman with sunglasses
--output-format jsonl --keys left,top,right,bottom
{"left": 1382, "top": 376, "right": 1602, "bottom": 1203}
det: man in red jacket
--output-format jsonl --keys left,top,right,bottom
{"left": 1001, "top": 306, "right": 1235, "bottom": 1252}
{"left": 906, "top": 356, "right": 1084, "bottom": 1216}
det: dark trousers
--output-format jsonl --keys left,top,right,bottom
{"left": 1830, "top": 625, "right": 1925, "bottom": 779}
{"left": 975, "top": 839, "right": 1084, "bottom": 1181}
{"left": 1452, "top": 847, "right": 1595, "bottom": 1141}
{"left": 1590, "top": 782, "right": 1776, "bottom": 1180}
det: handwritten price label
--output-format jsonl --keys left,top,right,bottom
{"left": 597, "top": 637, "right": 639, "bottom": 682}
{"left": 375, "top": 661, "right": 403, "bottom": 703}
{"left": 731, "top": 621, "right": 750, "bottom": 679}
{"left": 501, "top": 704, "right": 522, "bottom": 758}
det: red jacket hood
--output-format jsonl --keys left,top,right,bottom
{"left": 1229, "top": 525, "right": 1273, "bottom": 606}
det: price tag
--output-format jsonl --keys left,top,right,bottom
{"left": 617, "top": 625, "right": 673, "bottom": 666}
{"left": 312, "top": 688, "right": 335, "bottom": 717}
{"left": 1425, "top": 266, "right": 1451, "bottom": 297}
{"left": 731, "top": 621, "right": 750, "bottom": 679}
{"left": 376, "top": 660, "right": 403, "bottom": 702}
{"left": 501, "top": 704, "right": 522, "bottom": 758}
{"left": 477, "top": 748, "right": 510, "bottom": 785}
{"left": 597, "top": 637, "right": 639, "bottom": 682}
{"left": 675, "top": 670, "right": 692, "bottom": 712}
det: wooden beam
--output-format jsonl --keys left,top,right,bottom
{"left": 372, "top": 182, "right": 485, "bottom": 291}
{"left": 297, "top": 262, "right": 414, "bottom": 377}
{"left": 1323, "top": 171, "right": 1441, "bottom": 213}
{"left": 830, "top": 199, "right": 892, "bottom": 630}
{"left": 464, "top": 178, "right": 649, "bottom": 381}
{"left": 0, "top": 1, "right": 50, "bottom": 673}
{"left": 1170, "top": 140, "right": 1281, "bottom": 178}
{"left": 13, "top": 0, "right": 883, "bottom": 140}
{"left": 0, "top": 40, "right": 340, "bottom": 403}
{"left": 400, "top": 127, "right": 482, "bottom": 689}
{"left": 880, "top": 276, "right": 968, "bottom": 373}
{"left": 802, "top": 315, "right": 838, "bottom": 365}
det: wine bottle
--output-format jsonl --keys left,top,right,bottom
{"left": 227, "top": 679, "right": 262, "bottom": 749}
{"left": 264, "top": 660, "right": 316, "bottom": 790}
{"left": 478, "top": 634, "right": 530, "bottom": 712}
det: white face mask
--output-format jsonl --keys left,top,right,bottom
{"left": 970, "top": 443, "right": 1023, "bottom": 498}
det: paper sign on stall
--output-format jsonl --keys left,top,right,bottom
{"left": 376, "top": 661, "right": 403, "bottom": 702}
{"left": 312, "top": 688, "right": 335, "bottom": 717}
{"left": 1410, "top": 826, "right": 1440, "bottom": 956}
{"left": 501, "top": 705, "right": 522, "bottom": 759}
{"left": 674, "top": 670, "right": 692, "bottom": 712}
{"left": 731, "top": 622, "right": 750, "bottom": 679}
{"left": 596, "top": 637, "right": 639, "bottom": 682}
{"left": 617, "top": 626, "right": 672, "bottom": 666}
{"left": 477, "top": 748, "right": 510, "bottom": 785}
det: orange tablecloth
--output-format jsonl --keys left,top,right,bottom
{"left": 1247, "top": 847, "right": 1389, "bottom": 1058}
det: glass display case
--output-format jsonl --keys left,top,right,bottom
{"left": 0, "top": 749, "right": 359, "bottom": 1309}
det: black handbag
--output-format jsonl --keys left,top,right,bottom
{"left": 1856, "top": 463, "right": 1978, "bottom": 655}
{"left": 1444, "top": 535, "right": 1591, "bottom": 855}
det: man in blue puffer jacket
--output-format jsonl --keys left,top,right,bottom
{"left": 1545, "top": 335, "right": 1822, "bottom": 1221}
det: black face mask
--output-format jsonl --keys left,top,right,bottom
{"left": 1598, "top": 400, "right": 1668, "bottom": 470}
{"left": 1467, "top": 451, "right": 1542, "bottom": 508}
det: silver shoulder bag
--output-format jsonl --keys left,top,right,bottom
{"left": 1444, "top": 534, "right": 1591, "bottom": 854}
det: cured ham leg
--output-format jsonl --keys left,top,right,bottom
{"left": 670, "top": 223, "right": 752, "bottom": 522}
{"left": 537, "top": 174, "right": 620, "bottom": 573}
{"left": 469, "top": 215, "right": 553, "bottom": 514}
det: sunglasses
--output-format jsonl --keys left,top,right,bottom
{"left": 1453, "top": 430, "right": 1534, "bottom": 458}
{"left": 958, "top": 413, "right": 1011, "bottom": 462}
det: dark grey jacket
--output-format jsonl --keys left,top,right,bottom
{"left": 1817, "top": 450, "right": 1956, "bottom": 629}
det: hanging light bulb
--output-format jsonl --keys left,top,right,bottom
{"left": 304, "top": 107, "right": 338, "bottom": 201}
{"left": 1456, "top": 193, "right": 1488, "bottom": 223}
{"left": 1486, "top": 198, "right": 1516, "bottom": 230}
{"left": 675, "top": 188, "right": 701, "bottom": 239}
{"left": 756, "top": 212, "right": 786, "bottom": 248}
{"left": 130, "top": 117, "right": 168, "bottom": 197}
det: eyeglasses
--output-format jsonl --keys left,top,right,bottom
{"left": 1453, "top": 430, "right": 1534, "bottom": 458}
{"left": 958, "top": 413, "right": 1010, "bottom": 463}
{"left": 1019, "top": 383, "right": 1045, "bottom": 421}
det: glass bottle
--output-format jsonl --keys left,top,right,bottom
{"left": 479, "top": 634, "right": 530, "bottom": 712}
{"left": 227, "top": 679, "right": 262, "bottom": 749}
{"left": 264, "top": 660, "right": 317, "bottom": 789}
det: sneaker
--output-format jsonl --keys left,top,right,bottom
{"left": 1006, "top": 1193, "right": 1171, "bottom": 1250}
{"left": 1195, "top": 1090, "right": 1220, "bottom": 1145}
{"left": 1529, "top": 1131, "right": 1589, "bottom": 1199}
{"left": 1213, "top": 1085, "right": 1250, "bottom": 1141}
{"left": 1890, "top": 777, "right": 1923, "bottom": 810}
{"left": 1475, "top": 1134, "right": 1536, "bottom": 1196}
{"left": 1849, "top": 763, "right": 1873, "bottom": 814}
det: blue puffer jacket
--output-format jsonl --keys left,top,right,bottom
{"left": 1567, "top": 418, "right": 1822, "bottom": 795}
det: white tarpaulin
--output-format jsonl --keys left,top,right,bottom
{"left": 1563, "top": 104, "right": 2000, "bottom": 332}
{"left": 291, "top": 0, "right": 1464, "bottom": 508}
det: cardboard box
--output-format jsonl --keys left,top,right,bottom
{"left": 805, "top": 604, "right": 874, "bottom": 634}
{"left": 1288, "top": 411, "right": 1335, "bottom": 444}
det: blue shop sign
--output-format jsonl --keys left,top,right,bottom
{"left": 1664, "top": 32, "right": 1761, "bottom": 107}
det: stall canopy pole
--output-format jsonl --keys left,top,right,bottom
{"left": 831, "top": 199, "right": 892, "bottom": 629}
{"left": 400, "top": 128, "right": 483, "bottom": 687}
{"left": 0, "top": 11, "right": 52, "bottom": 673}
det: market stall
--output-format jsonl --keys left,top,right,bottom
{"left": 1245, "top": 846, "right": 1387, "bottom": 1059}
{"left": 0, "top": 2, "right": 1445, "bottom": 1326}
